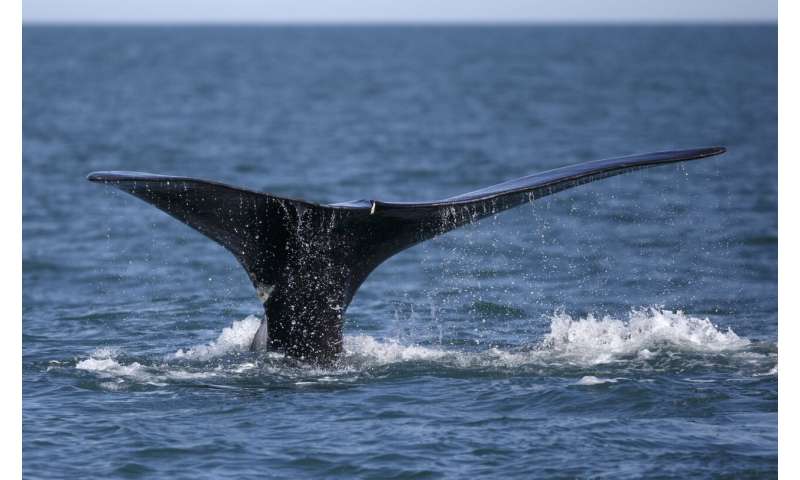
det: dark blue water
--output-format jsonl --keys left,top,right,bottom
{"left": 23, "top": 26, "right": 777, "bottom": 478}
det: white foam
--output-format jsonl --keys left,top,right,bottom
{"left": 75, "top": 357, "right": 166, "bottom": 390}
{"left": 99, "top": 381, "right": 125, "bottom": 391}
{"left": 173, "top": 315, "right": 261, "bottom": 361}
{"left": 343, "top": 335, "right": 450, "bottom": 364}
{"left": 576, "top": 376, "right": 618, "bottom": 385}
{"left": 73, "top": 317, "right": 265, "bottom": 387}
{"left": 70, "top": 307, "right": 760, "bottom": 387}
{"left": 539, "top": 307, "right": 750, "bottom": 365}
{"left": 341, "top": 308, "right": 750, "bottom": 368}
{"left": 637, "top": 349, "right": 655, "bottom": 359}
{"left": 754, "top": 365, "right": 778, "bottom": 377}
{"left": 76, "top": 347, "right": 218, "bottom": 386}
{"left": 76, "top": 356, "right": 147, "bottom": 377}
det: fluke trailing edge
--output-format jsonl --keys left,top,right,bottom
{"left": 88, "top": 147, "right": 725, "bottom": 363}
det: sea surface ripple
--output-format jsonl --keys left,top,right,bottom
{"left": 23, "top": 25, "right": 776, "bottom": 478}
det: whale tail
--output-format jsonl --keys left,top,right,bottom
{"left": 88, "top": 146, "right": 725, "bottom": 362}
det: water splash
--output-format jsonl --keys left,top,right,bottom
{"left": 173, "top": 315, "right": 261, "bottom": 361}
{"left": 67, "top": 307, "right": 769, "bottom": 390}
{"left": 539, "top": 307, "right": 750, "bottom": 365}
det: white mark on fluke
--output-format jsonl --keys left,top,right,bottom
{"left": 256, "top": 284, "right": 275, "bottom": 303}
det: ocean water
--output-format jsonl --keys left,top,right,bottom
{"left": 23, "top": 25, "right": 776, "bottom": 478}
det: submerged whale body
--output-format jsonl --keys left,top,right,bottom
{"left": 88, "top": 147, "right": 725, "bottom": 363}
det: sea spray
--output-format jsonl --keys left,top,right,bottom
{"left": 173, "top": 315, "right": 262, "bottom": 361}
{"left": 540, "top": 307, "right": 750, "bottom": 365}
{"left": 71, "top": 307, "right": 760, "bottom": 387}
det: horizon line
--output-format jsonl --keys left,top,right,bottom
{"left": 22, "top": 19, "right": 777, "bottom": 27}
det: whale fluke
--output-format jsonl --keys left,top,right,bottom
{"left": 88, "top": 147, "right": 725, "bottom": 363}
